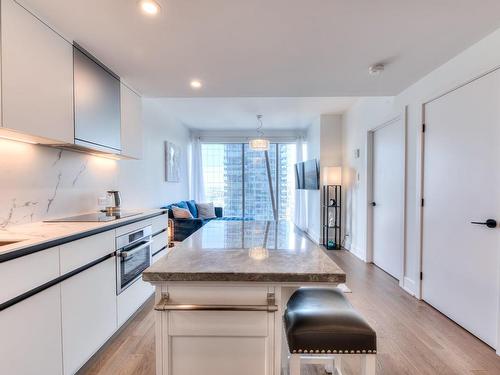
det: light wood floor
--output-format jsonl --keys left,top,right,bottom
{"left": 79, "top": 250, "right": 500, "bottom": 375}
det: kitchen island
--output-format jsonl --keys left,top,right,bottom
{"left": 143, "top": 220, "right": 346, "bottom": 375}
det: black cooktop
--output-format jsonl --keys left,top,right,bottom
{"left": 44, "top": 211, "right": 143, "bottom": 223}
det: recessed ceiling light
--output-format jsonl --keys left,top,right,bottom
{"left": 190, "top": 80, "right": 202, "bottom": 89}
{"left": 368, "top": 64, "right": 385, "bottom": 76}
{"left": 139, "top": 0, "right": 160, "bottom": 16}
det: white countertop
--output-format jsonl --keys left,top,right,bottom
{"left": 0, "top": 209, "right": 167, "bottom": 260}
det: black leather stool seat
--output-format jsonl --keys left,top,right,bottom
{"left": 284, "top": 288, "right": 377, "bottom": 354}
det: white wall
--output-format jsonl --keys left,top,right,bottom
{"left": 342, "top": 26, "right": 500, "bottom": 297}
{"left": 305, "top": 117, "right": 321, "bottom": 242}
{"left": 305, "top": 114, "right": 343, "bottom": 244}
{"left": 341, "top": 97, "right": 396, "bottom": 260}
{"left": 0, "top": 98, "right": 190, "bottom": 228}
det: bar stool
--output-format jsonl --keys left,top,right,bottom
{"left": 284, "top": 288, "right": 377, "bottom": 375}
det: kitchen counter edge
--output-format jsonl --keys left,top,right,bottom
{"left": 0, "top": 210, "right": 168, "bottom": 263}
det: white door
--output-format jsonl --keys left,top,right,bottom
{"left": 423, "top": 70, "right": 500, "bottom": 348}
{"left": 372, "top": 118, "right": 405, "bottom": 280}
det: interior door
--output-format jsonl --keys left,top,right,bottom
{"left": 423, "top": 71, "right": 500, "bottom": 348}
{"left": 372, "top": 118, "right": 405, "bottom": 280}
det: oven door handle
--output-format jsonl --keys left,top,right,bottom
{"left": 119, "top": 240, "right": 152, "bottom": 259}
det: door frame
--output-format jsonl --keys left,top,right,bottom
{"left": 419, "top": 66, "right": 500, "bottom": 353}
{"left": 366, "top": 108, "right": 407, "bottom": 288}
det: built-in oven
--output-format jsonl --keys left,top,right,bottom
{"left": 116, "top": 226, "right": 152, "bottom": 295}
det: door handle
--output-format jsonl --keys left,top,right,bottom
{"left": 470, "top": 219, "right": 497, "bottom": 228}
{"left": 371, "top": 202, "right": 376, "bottom": 207}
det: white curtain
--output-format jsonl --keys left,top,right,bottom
{"left": 294, "top": 137, "right": 307, "bottom": 230}
{"left": 190, "top": 137, "right": 206, "bottom": 202}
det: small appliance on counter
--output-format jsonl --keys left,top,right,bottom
{"left": 44, "top": 190, "right": 143, "bottom": 223}
{"left": 104, "top": 190, "right": 122, "bottom": 214}
{"left": 44, "top": 211, "right": 143, "bottom": 223}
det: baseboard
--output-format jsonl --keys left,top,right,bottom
{"left": 349, "top": 246, "right": 367, "bottom": 262}
{"left": 294, "top": 225, "right": 321, "bottom": 245}
{"left": 304, "top": 230, "right": 320, "bottom": 245}
{"left": 401, "top": 277, "right": 416, "bottom": 297}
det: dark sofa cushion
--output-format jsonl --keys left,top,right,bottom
{"left": 214, "top": 206, "right": 223, "bottom": 218}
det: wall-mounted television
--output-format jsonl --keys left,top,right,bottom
{"left": 295, "top": 159, "right": 320, "bottom": 190}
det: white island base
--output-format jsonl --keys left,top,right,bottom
{"left": 151, "top": 282, "right": 337, "bottom": 375}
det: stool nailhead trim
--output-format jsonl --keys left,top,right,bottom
{"left": 291, "top": 349, "right": 376, "bottom": 354}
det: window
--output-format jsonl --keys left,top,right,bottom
{"left": 201, "top": 143, "right": 296, "bottom": 220}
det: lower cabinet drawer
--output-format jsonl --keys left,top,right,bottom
{"left": 152, "top": 213, "right": 168, "bottom": 234}
{"left": 166, "top": 285, "right": 270, "bottom": 305}
{"left": 117, "top": 277, "right": 154, "bottom": 327}
{"left": 169, "top": 310, "right": 269, "bottom": 336}
{"left": 0, "top": 246, "right": 60, "bottom": 304}
{"left": 152, "top": 230, "right": 168, "bottom": 254}
{"left": 60, "top": 230, "right": 114, "bottom": 274}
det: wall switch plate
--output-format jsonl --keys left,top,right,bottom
{"left": 354, "top": 149, "right": 360, "bottom": 158}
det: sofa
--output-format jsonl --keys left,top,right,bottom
{"left": 162, "top": 200, "right": 223, "bottom": 241}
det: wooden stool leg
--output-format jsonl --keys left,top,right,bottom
{"left": 290, "top": 354, "right": 301, "bottom": 375}
{"left": 362, "top": 355, "right": 376, "bottom": 375}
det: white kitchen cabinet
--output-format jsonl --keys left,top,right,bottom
{"left": 1, "top": 0, "right": 74, "bottom": 144}
{"left": 61, "top": 257, "right": 117, "bottom": 375}
{"left": 120, "top": 83, "right": 143, "bottom": 159}
{"left": 152, "top": 212, "right": 168, "bottom": 233}
{"left": 163, "top": 310, "right": 274, "bottom": 375}
{"left": 0, "top": 285, "right": 63, "bottom": 375}
{"left": 152, "top": 230, "right": 168, "bottom": 254}
{"left": 59, "top": 230, "right": 115, "bottom": 274}
{"left": 0, "top": 246, "right": 60, "bottom": 304}
{"left": 156, "top": 285, "right": 276, "bottom": 375}
{"left": 117, "top": 277, "right": 154, "bottom": 327}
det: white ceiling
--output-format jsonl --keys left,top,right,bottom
{"left": 146, "top": 97, "right": 357, "bottom": 130}
{"left": 19, "top": 0, "right": 500, "bottom": 97}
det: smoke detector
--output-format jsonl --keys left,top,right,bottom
{"left": 368, "top": 64, "right": 385, "bottom": 76}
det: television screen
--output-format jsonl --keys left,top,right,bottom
{"left": 303, "top": 159, "right": 320, "bottom": 190}
{"left": 295, "top": 162, "right": 304, "bottom": 189}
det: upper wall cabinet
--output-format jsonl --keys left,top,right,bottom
{"left": 120, "top": 83, "right": 143, "bottom": 159}
{"left": 73, "top": 45, "right": 122, "bottom": 152}
{"left": 1, "top": 0, "right": 74, "bottom": 144}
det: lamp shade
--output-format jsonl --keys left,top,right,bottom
{"left": 323, "top": 166, "right": 342, "bottom": 185}
{"left": 249, "top": 138, "right": 270, "bottom": 151}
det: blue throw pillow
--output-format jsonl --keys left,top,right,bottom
{"left": 186, "top": 200, "right": 198, "bottom": 218}
{"left": 174, "top": 201, "right": 189, "bottom": 210}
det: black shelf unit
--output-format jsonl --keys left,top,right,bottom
{"left": 322, "top": 185, "right": 342, "bottom": 250}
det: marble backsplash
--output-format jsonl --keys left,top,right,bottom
{"left": 0, "top": 139, "right": 118, "bottom": 228}
{"left": 0, "top": 99, "right": 191, "bottom": 230}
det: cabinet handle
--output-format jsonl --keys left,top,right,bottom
{"left": 154, "top": 303, "right": 278, "bottom": 312}
{"left": 154, "top": 292, "right": 278, "bottom": 312}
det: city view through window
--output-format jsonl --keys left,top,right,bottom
{"left": 201, "top": 143, "right": 296, "bottom": 221}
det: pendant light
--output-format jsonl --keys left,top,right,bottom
{"left": 249, "top": 115, "right": 270, "bottom": 151}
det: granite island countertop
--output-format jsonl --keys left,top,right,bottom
{"left": 143, "top": 220, "right": 346, "bottom": 283}
{"left": 0, "top": 209, "right": 168, "bottom": 262}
